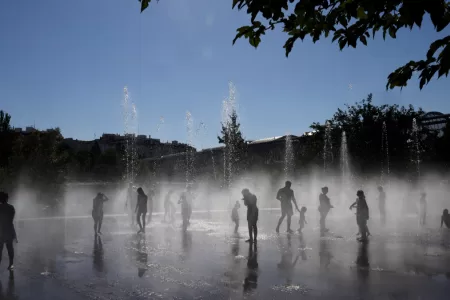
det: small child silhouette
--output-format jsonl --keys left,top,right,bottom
{"left": 298, "top": 207, "right": 307, "bottom": 233}
{"left": 232, "top": 201, "right": 241, "bottom": 233}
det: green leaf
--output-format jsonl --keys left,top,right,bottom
{"left": 140, "top": 0, "right": 150, "bottom": 13}
{"left": 232, "top": 0, "right": 240, "bottom": 9}
{"left": 388, "top": 27, "right": 396, "bottom": 39}
{"left": 360, "top": 35, "right": 367, "bottom": 46}
{"left": 339, "top": 38, "right": 347, "bottom": 50}
{"left": 357, "top": 7, "right": 367, "bottom": 19}
{"left": 249, "top": 35, "right": 261, "bottom": 48}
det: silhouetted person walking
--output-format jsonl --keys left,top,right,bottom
{"left": 377, "top": 186, "right": 386, "bottom": 225}
{"left": 276, "top": 181, "right": 300, "bottom": 233}
{"left": 0, "top": 192, "right": 16, "bottom": 270}
{"left": 92, "top": 192, "right": 109, "bottom": 235}
{"left": 136, "top": 188, "right": 148, "bottom": 233}
{"left": 419, "top": 192, "right": 427, "bottom": 226}
{"left": 242, "top": 189, "right": 258, "bottom": 243}
{"left": 231, "top": 201, "right": 241, "bottom": 234}
{"left": 318, "top": 187, "right": 333, "bottom": 233}
{"left": 441, "top": 209, "right": 450, "bottom": 228}
{"left": 350, "top": 190, "right": 370, "bottom": 242}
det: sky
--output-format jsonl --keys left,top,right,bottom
{"left": 1, "top": 0, "right": 449, "bottom": 149}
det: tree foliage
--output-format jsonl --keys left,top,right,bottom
{"left": 140, "top": 0, "right": 450, "bottom": 90}
{"left": 218, "top": 110, "right": 248, "bottom": 182}
{"left": 230, "top": 0, "right": 450, "bottom": 90}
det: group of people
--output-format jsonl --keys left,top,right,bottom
{"left": 231, "top": 181, "right": 450, "bottom": 244}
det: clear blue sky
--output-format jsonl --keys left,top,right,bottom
{"left": 1, "top": 1, "right": 449, "bottom": 149}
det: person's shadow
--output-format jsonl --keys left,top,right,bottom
{"left": 298, "top": 234, "right": 308, "bottom": 261}
{"left": 277, "top": 235, "right": 300, "bottom": 286}
{"left": 137, "top": 235, "right": 148, "bottom": 278}
{"left": 0, "top": 271, "right": 17, "bottom": 300}
{"left": 179, "top": 230, "right": 192, "bottom": 262}
{"left": 93, "top": 235, "right": 104, "bottom": 273}
{"left": 319, "top": 239, "right": 333, "bottom": 270}
{"left": 243, "top": 243, "right": 258, "bottom": 294}
{"left": 356, "top": 241, "right": 370, "bottom": 280}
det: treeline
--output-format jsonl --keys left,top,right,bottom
{"left": 0, "top": 111, "right": 126, "bottom": 205}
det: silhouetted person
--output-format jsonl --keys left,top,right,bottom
{"left": 231, "top": 201, "right": 240, "bottom": 234}
{"left": 164, "top": 190, "right": 175, "bottom": 222}
{"left": 377, "top": 186, "right": 386, "bottom": 225}
{"left": 242, "top": 189, "right": 258, "bottom": 243}
{"left": 93, "top": 235, "right": 104, "bottom": 273}
{"left": 298, "top": 206, "right": 307, "bottom": 233}
{"left": 0, "top": 192, "right": 16, "bottom": 270}
{"left": 243, "top": 243, "right": 258, "bottom": 294}
{"left": 179, "top": 190, "right": 192, "bottom": 231}
{"left": 318, "top": 187, "right": 333, "bottom": 233}
{"left": 419, "top": 192, "right": 427, "bottom": 226}
{"left": 276, "top": 181, "right": 300, "bottom": 233}
{"left": 136, "top": 188, "right": 148, "bottom": 234}
{"left": 441, "top": 209, "right": 450, "bottom": 229}
{"left": 92, "top": 192, "right": 109, "bottom": 235}
{"left": 350, "top": 190, "right": 370, "bottom": 242}
{"left": 125, "top": 183, "right": 136, "bottom": 226}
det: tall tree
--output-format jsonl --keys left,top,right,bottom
{"left": 218, "top": 110, "right": 247, "bottom": 184}
{"left": 139, "top": 0, "right": 450, "bottom": 90}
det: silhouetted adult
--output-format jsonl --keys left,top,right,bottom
{"left": 136, "top": 188, "right": 148, "bottom": 233}
{"left": 242, "top": 189, "right": 258, "bottom": 243}
{"left": 318, "top": 187, "right": 333, "bottom": 233}
{"left": 350, "top": 190, "right": 370, "bottom": 242}
{"left": 276, "top": 181, "right": 300, "bottom": 233}
{"left": 92, "top": 192, "right": 109, "bottom": 235}
{"left": 0, "top": 192, "right": 16, "bottom": 270}
{"left": 377, "top": 186, "right": 386, "bottom": 225}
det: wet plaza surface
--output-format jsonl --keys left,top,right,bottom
{"left": 5, "top": 210, "right": 450, "bottom": 299}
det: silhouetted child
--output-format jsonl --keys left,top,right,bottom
{"left": 298, "top": 207, "right": 307, "bottom": 233}
{"left": 350, "top": 190, "right": 370, "bottom": 242}
{"left": 231, "top": 201, "right": 240, "bottom": 233}
{"left": 441, "top": 209, "right": 450, "bottom": 229}
{"left": 419, "top": 192, "right": 427, "bottom": 226}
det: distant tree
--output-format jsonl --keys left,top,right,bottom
{"left": 0, "top": 110, "right": 11, "bottom": 132}
{"left": 218, "top": 110, "right": 247, "bottom": 184}
{"left": 140, "top": 0, "right": 450, "bottom": 90}
{"left": 309, "top": 93, "right": 426, "bottom": 176}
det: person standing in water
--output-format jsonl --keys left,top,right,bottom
{"left": 419, "top": 192, "right": 427, "bottom": 226}
{"left": 92, "top": 192, "right": 109, "bottom": 235}
{"left": 231, "top": 201, "right": 241, "bottom": 234}
{"left": 377, "top": 186, "right": 386, "bottom": 225}
{"left": 135, "top": 188, "right": 148, "bottom": 234}
{"left": 0, "top": 192, "right": 17, "bottom": 270}
{"left": 349, "top": 190, "right": 370, "bottom": 242}
{"left": 318, "top": 187, "right": 333, "bottom": 233}
{"left": 164, "top": 190, "right": 174, "bottom": 223}
{"left": 179, "top": 189, "right": 192, "bottom": 231}
{"left": 441, "top": 209, "right": 450, "bottom": 229}
{"left": 276, "top": 181, "right": 301, "bottom": 233}
{"left": 298, "top": 207, "right": 307, "bottom": 234}
{"left": 242, "top": 189, "right": 258, "bottom": 243}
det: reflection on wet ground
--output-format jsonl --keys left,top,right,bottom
{"left": 5, "top": 211, "right": 450, "bottom": 299}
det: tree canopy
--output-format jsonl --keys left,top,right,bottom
{"left": 139, "top": 0, "right": 450, "bottom": 90}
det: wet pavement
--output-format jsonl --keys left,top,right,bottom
{"left": 6, "top": 210, "right": 450, "bottom": 299}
